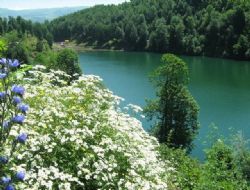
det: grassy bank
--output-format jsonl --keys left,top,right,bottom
{"left": 52, "top": 41, "right": 124, "bottom": 52}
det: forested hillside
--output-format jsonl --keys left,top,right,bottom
{"left": 0, "top": 16, "right": 52, "bottom": 43}
{"left": 50, "top": 0, "right": 250, "bottom": 60}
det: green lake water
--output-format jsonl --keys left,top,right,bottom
{"left": 79, "top": 51, "right": 250, "bottom": 159}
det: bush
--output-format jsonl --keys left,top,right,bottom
{"left": 196, "top": 140, "right": 249, "bottom": 189}
{"left": 159, "top": 140, "right": 250, "bottom": 190}
{"left": 158, "top": 145, "right": 201, "bottom": 190}
{"left": 6, "top": 66, "right": 175, "bottom": 190}
{"left": 56, "top": 49, "right": 82, "bottom": 78}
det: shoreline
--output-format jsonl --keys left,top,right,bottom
{"left": 52, "top": 42, "right": 124, "bottom": 52}
{"left": 52, "top": 42, "right": 250, "bottom": 62}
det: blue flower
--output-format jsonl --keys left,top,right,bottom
{"left": 5, "top": 184, "right": 15, "bottom": 190}
{"left": 11, "top": 85, "right": 25, "bottom": 96}
{"left": 16, "top": 171, "right": 25, "bottom": 181}
{"left": 9, "top": 59, "right": 20, "bottom": 68}
{"left": 1, "top": 177, "right": 11, "bottom": 184}
{"left": 12, "top": 115, "right": 25, "bottom": 124}
{"left": 0, "top": 156, "right": 8, "bottom": 164}
{"left": 3, "top": 120, "right": 10, "bottom": 130}
{"left": 13, "top": 96, "right": 22, "bottom": 104}
{"left": 0, "top": 58, "right": 7, "bottom": 65}
{"left": 0, "top": 73, "right": 7, "bottom": 79}
{"left": 17, "top": 133, "right": 28, "bottom": 143}
{"left": 18, "top": 104, "right": 29, "bottom": 113}
{"left": 0, "top": 92, "right": 6, "bottom": 99}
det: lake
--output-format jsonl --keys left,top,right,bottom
{"left": 79, "top": 51, "right": 250, "bottom": 159}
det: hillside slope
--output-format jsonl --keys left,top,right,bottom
{"left": 50, "top": 0, "right": 250, "bottom": 60}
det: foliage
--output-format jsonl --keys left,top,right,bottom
{"left": 145, "top": 54, "right": 199, "bottom": 152}
{"left": 0, "top": 40, "right": 7, "bottom": 57}
{"left": 196, "top": 140, "right": 249, "bottom": 189}
{"left": 158, "top": 145, "right": 201, "bottom": 190}
{"left": 55, "top": 48, "right": 82, "bottom": 78}
{"left": 231, "top": 131, "right": 250, "bottom": 183}
{"left": 3, "top": 66, "right": 175, "bottom": 190}
{"left": 1, "top": 31, "right": 36, "bottom": 64}
{"left": 49, "top": 0, "right": 250, "bottom": 60}
{"left": 0, "top": 58, "right": 29, "bottom": 189}
{"left": 36, "top": 40, "right": 44, "bottom": 52}
{"left": 0, "top": 16, "right": 52, "bottom": 49}
{"left": 33, "top": 50, "right": 57, "bottom": 69}
{"left": 0, "top": 30, "right": 81, "bottom": 77}
{"left": 1, "top": 0, "right": 249, "bottom": 59}
{"left": 159, "top": 139, "right": 250, "bottom": 190}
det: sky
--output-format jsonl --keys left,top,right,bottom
{"left": 0, "top": 0, "right": 128, "bottom": 10}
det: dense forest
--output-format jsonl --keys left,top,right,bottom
{"left": 0, "top": 16, "right": 53, "bottom": 46}
{"left": 49, "top": 0, "right": 250, "bottom": 60}
{"left": 0, "top": 0, "right": 250, "bottom": 60}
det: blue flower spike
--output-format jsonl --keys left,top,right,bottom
{"left": 9, "top": 59, "right": 20, "bottom": 68}
{"left": 11, "top": 85, "right": 25, "bottom": 96}
{"left": 13, "top": 96, "right": 22, "bottom": 105}
{"left": 16, "top": 171, "right": 25, "bottom": 181}
{"left": 1, "top": 176, "right": 11, "bottom": 184}
{"left": 0, "top": 58, "right": 27, "bottom": 188}
{"left": 3, "top": 120, "right": 10, "bottom": 130}
{"left": 12, "top": 115, "right": 25, "bottom": 124}
{"left": 18, "top": 104, "right": 29, "bottom": 113}
{"left": 0, "top": 156, "right": 8, "bottom": 164}
{"left": 0, "top": 92, "right": 6, "bottom": 99}
{"left": 0, "top": 73, "right": 7, "bottom": 79}
{"left": 5, "top": 184, "right": 15, "bottom": 190}
{"left": 0, "top": 58, "right": 7, "bottom": 65}
{"left": 17, "top": 133, "right": 28, "bottom": 143}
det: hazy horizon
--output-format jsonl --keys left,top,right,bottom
{"left": 0, "top": 0, "right": 128, "bottom": 10}
{"left": 0, "top": 6, "right": 87, "bottom": 11}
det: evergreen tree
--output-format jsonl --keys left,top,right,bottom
{"left": 145, "top": 54, "right": 199, "bottom": 152}
{"left": 149, "top": 18, "right": 169, "bottom": 52}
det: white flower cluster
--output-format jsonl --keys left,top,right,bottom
{"left": 9, "top": 67, "right": 175, "bottom": 190}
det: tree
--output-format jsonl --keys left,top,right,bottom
{"left": 136, "top": 15, "right": 149, "bottom": 49}
{"left": 233, "top": 35, "right": 249, "bottom": 59}
{"left": 169, "top": 16, "right": 185, "bottom": 53}
{"left": 149, "top": 18, "right": 169, "bottom": 52}
{"left": 6, "top": 43, "right": 29, "bottom": 64}
{"left": 56, "top": 49, "right": 82, "bottom": 78}
{"left": 145, "top": 54, "right": 199, "bottom": 152}
{"left": 45, "top": 33, "right": 53, "bottom": 48}
{"left": 124, "top": 21, "right": 138, "bottom": 49}
{"left": 232, "top": 7, "right": 246, "bottom": 34}
{"left": 36, "top": 40, "right": 44, "bottom": 52}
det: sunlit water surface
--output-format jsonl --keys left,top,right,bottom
{"left": 79, "top": 51, "right": 250, "bottom": 159}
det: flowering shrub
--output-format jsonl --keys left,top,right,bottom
{"left": 0, "top": 58, "right": 28, "bottom": 190}
{"left": 6, "top": 66, "right": 174, "bottom": 190}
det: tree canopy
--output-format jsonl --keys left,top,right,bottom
{"left": 145, "top": 54, "right": 199, "bottom": 152}
{"left": 49, "top": 0, "right": 250, "bottom": 60}
{"left": 0, "top": 0, "right": 249, "bottom": 60}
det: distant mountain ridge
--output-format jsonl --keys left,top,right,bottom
{"left": 0, "top": 6, "right": 88, "bottom": 22}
